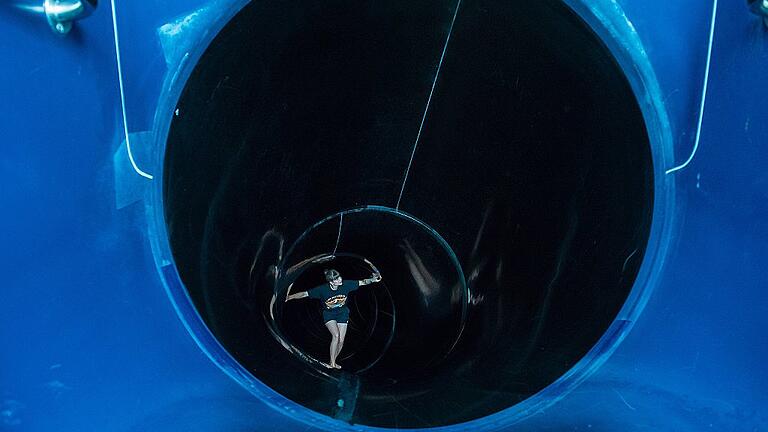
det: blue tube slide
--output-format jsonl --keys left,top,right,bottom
{"left": 1, "top": 0, "right": 766, "bottom": 430}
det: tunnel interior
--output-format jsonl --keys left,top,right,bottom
{"left": 163, "top": 0, "right": 654, "bottom": 428}
{"left": 276, "top": 252, "right": 399, "bottom": 374}
{"left": 272, "top": 207, "right": 468, "bottom": 379}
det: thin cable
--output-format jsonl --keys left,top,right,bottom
{"left": 395, "top": 0, "right": 462, "bottom": 209}
{"left": 666, "top": 0, "right": 718, "bottom": 175}
{"left": 109, "top": 0, "right": 154, "bottom": 180}
{"left": 331, "top": 213, "right": 343, "bottom": 257}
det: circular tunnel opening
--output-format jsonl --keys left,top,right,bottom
{"left": 162, "top": 0, "right": 655, "bottom": 428}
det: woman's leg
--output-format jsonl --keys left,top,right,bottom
{"left": 336, "top": 323, "right": 348, "bottom": 361}
{"left": 324, "top": 320, "right": 340, "bottom": 368}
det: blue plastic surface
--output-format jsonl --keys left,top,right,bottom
{"left": 1, "top": 0, "right": 766, "bottom": 430}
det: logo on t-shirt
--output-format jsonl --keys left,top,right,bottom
{"left": 325, "top": 295, "right": 347, "bottom": 309}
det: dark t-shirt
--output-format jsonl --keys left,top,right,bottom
{"left": 309, "top": 280, "right": 358, "bottom": 309}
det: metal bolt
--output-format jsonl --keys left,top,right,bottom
{"left": 763, "top": 0, "right": 768, "bottom": 27}
{"left": 749, "top": 0, "right": 768, "bottom": 27}
{"left": 44, "top": 0, "right": 96, "bottom": 36}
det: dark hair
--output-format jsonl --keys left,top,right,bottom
{"left": 324, "top": 268, "right": 341, "bottom": 282}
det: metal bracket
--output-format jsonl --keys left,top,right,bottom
{"left": 43, "top": 0, "right": 97, "bottom": 35}
{"left": 748, "top": 0, "right": 768, "bottom": 27}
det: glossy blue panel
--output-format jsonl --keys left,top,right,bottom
{"left": 2, "top": 0, "right": 766, "bottom": 430}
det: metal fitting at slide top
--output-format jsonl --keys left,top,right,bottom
{"left": 13, "top": 0, "right": 97, "bottom": 35}
{"left": 748, "top": 0, "right": 768, "bottom": 26}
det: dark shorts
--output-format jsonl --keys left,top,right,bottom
{"left": 322, "top": 306, "right": 350, "bottom": 324}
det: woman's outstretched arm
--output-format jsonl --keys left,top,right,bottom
{"left": 285, "top": 291, "right": 309, "bottom": 302}
{"left": 358, "top": 273, "right": 383, "bottom": 286}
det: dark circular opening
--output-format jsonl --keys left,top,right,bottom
{"left": 162, "top": 0, "right": 654, "bottom": 428}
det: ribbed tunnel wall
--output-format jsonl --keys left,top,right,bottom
{"left": 163, "top": 0, "right": 653, "bottom": 427}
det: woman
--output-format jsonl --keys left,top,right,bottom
{"left": 286, "top": 268, "right": 382, "bottom": 369}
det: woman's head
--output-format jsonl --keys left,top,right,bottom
{"left": 324, "top": 268, "right": 342, "bottom": 286}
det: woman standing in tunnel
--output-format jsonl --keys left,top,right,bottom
{"left": 286, "top": 268, "right": 382, "bottom": 369}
